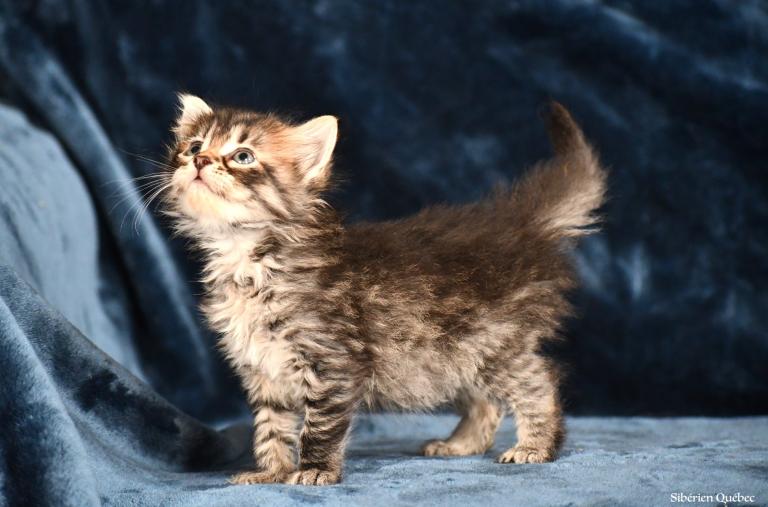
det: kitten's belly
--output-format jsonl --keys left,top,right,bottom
{"left": 363, "top": 318, "right": 510, "bottom": 410}
{"left": 366, "top": 346, "right": 475, "bottom": 411}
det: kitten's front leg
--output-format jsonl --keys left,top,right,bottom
{"left": 286, "top": 376, "right": 359, "bottom": 486}
{"left": 230, "top": 399, "right": 300, "bottom": 484}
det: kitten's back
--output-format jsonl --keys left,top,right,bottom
{"left": 345, "top": 102, "right": 606, "bottom": 265}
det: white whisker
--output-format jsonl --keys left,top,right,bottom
{"left": 130, "top": 181, "right": 175, "bottom": 235}
{"left": 109, "top": 176, "right": 172, "bottom": 215}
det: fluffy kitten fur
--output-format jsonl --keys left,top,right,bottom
{"left": 160, "top": 94, "right": 606, "bottom": 486}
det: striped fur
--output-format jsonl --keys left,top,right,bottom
{"left": 159, "top": 96, "right": 606, "bottom": 485}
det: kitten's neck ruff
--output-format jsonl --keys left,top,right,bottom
{"left": 194, "top": 208, "right": 342, "bottom": 292}
{"left": 199, "top": 227, "right": 283, "bottom": 291}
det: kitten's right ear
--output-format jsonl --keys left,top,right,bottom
{"left": 291, "top": 115, "right": 338, "bottom": 187}
{"left": 174, "top": 93, "right": 212, "bottom": 136}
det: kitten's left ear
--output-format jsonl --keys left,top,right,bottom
{"left": 174, "top": 93, "right": 212, "bottom": 136}
{"left": 292, "top": 115, "right": 338, "bottom": 186}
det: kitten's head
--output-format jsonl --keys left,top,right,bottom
{"left": 164, "top": 94, "right": 337, "bottom": 233}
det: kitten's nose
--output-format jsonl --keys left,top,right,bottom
{"left": 194, "top": 154, "right": 213, "bottom": 170}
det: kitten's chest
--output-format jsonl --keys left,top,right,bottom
{"left": 202, "top": 239, "right": 299, "bottom": 383}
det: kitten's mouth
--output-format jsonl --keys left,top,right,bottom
{"left": 186, "top": 176, "right": 227, "bottom": 199}
{"left": 190, "top": 176, "right": 211, "bottom": 189}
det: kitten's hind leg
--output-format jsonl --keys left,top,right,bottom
{"left": 422, "top": 394, "right": 502, "bottom": 457}
{"left": 496, "top": 355, "right": 564, "bottom": 464}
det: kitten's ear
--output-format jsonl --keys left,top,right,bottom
{"left": 292, "top": 115, "right": 338, "bottom": 186}
{"left": 174, "top": 93, "right": 212, "bottom": 136}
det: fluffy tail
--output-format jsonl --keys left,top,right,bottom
{"left": 511, "top": 102, "right": 607, "bottom": 238}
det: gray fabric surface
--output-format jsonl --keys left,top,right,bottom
{"left": 99, "top": 415, "right": 768, "bottom": 506}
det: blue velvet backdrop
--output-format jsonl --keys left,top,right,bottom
{"left": 1, "top": 1, "right": 767, "bottom": 505}
{"left": 3, "top": 0, "right": 768, "bottom": 418}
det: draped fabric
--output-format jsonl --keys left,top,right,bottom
{"left": 0, "top": 1, "right": 765, "bottom": 505}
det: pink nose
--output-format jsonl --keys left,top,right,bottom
{"left": 194, "top": 155, "right": 213, "bottom": 170}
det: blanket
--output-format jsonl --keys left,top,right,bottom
{"left": 0, "top": 1, "right": 766, "bottom": 505}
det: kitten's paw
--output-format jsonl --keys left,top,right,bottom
{"left": 285, "top": 468, "right": 341, "bottom": 486}
{"left": 422, "top": 439, "right": 481, "bottom": 457}
{"left": 228, "top": 471, "right": 287, "bottom": 485}
{"left": 497, "top": 445, "right": 554, "bottom": 464}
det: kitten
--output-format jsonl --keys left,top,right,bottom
{"left": 160, "top": 95, "right": 606, "bottom": 486}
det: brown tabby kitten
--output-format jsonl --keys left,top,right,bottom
{"left": 160, "top": 95, "right": 606, "bottom": 486}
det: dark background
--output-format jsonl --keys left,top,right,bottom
{"left": 2, "top": 0, "right": 766, "bottom": 416}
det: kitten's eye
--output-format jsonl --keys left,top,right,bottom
{"left": 184, "top": 141, "right": 202, "bottom": 156}
{"left": 232, "top": 149, "right": 255, "bottom": 165}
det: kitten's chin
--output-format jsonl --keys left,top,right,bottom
{"left": 176, "top": 185, "right": 249, "bottom": 230}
